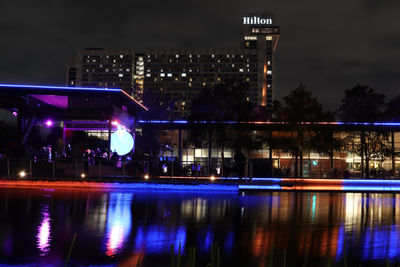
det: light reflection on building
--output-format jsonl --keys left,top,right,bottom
{"left": 105, "top": 193, "right": 133, "bottom": 257}
{"left": 37, "top": 205, "right": 51, "bottom": 256}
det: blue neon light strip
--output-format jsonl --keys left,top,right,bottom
{"left": 238, "top": 185, "right": 282, "bottom": 190}
{"left": 139, "top": 120, "right": 400, "bottom": 126}
{"left": 342, "top": 179, "right": 400, "bottom": 184}
{"left": 342, "top": 186, "right": 400, "bottom": 191}
{"left": 100, "top": 182, "right": 238, "bottom": 192}
{"left": 0, "top": 83, "right": 122, "bottom": 92}
{"left": 337, "top": 122, "right": 400, "bottom": 126}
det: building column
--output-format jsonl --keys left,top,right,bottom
{"left": 178, "top": 129, "right": 182, "bottom": 166}
{"left": 208, "top": 128, "right": 212, "bottom": 175}
{"left": 108, "top": 120, "right": 112, "bottom": 159}
{"left": 392, "top": 131, "right": 395, "bottom": 174}
{"left": 62, "top": 121, "right": 66, "bottom": 155}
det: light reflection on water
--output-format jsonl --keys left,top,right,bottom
{"left": 104, "top": 193, "right": 132, "bottom": 257}
{"left": 1, "top": 189, "right": 400, "bottom": 265}
{"left": 36, "top": 205, "right": 51, "bottom": 256}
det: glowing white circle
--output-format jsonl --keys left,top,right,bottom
{"left": 110, "top": 130, "right": 134, "bottom": 156}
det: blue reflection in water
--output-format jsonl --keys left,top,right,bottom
{"left": 36, "top": 205, "right": 51, "bottom": 256}
{"left": 361, "top": 225, "right": 400, "bottom": 260}
{"left": 135, "top": 225, "right": 186, "bottom": 254}
{"left": 335, "top": 224, "right": 345, "bottom": 261}
{"left": 105, "top": 193, "right": 132, "bottom": 257}
{"left": 312, "top": 194, "right": 316, "bottom": 220}
{"left": 198, "top": 226, "right": 213, "bottom": 252}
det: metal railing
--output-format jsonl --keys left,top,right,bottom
{"left": 1, "top": 158, "right": 395, "bottom": 180}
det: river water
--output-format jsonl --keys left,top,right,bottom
{"left": 0, "top": 187, "right": 399, "bottom": 266}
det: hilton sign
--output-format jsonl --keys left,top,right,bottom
{"left": 243, "top": 16, "right": 272, "bottom": 25}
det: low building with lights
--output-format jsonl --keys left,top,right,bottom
{"left": 0, "top": 83, "right": 147, "bottom": 156}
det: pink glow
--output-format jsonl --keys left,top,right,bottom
{"left": 111, "top": 120, "right": 119, "bottom": 126}
{"left": 30, "top": 94, "right": 68, "bottom": 108}
{"left": 37, "top": 208, "right": 51, "bottom": 256}
{"left": 45, "top": 120, "right": 53, "bottom": 127}
{"left": 106, "top": 222, "right": 124, "bottom": 257}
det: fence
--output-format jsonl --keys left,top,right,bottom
{"left": 1, "top": 158, "right": 392, "bottom": 180}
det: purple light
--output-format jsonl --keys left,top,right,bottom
{"left": 0, "top": 83, "right": 121, "bottom": 92}
{"left": 12, "top": 111, "right": 18, "bottom": 116}
{"left": 45, "top": 120, "right": 53, "bottom": 127}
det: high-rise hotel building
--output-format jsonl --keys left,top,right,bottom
{"left": 66, "top": 14, "right": 279, "bottom": 118}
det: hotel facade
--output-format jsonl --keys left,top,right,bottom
{"left": 66, "top": 14, "right": 279, "bottom": 118}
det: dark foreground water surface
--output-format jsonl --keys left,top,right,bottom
{"left": 1, "top": 187, "right": 400, "bottom": 266}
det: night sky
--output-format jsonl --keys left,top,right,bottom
{"left": 1, "top": 0, "right": 399, "bottom": 110}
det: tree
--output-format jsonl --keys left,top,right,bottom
{"left": 189, "top": 79, "right": 256, "bottom": 174}
{"left": 280, "top": 84, "right": 327, "bottom": 177}
{"left": 309, "top": 111, "right": 343, "bottom": 173}
{"left": 339, "top": 85, "right": 386, "bottom": 178}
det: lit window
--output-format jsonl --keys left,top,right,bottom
{"left": 167, "top": 73, "right": 172, "bottom": 77}
{"left": 232, "top": 64, "right": 235, "bottom": 67}
{"left": 266, "top": 36, "right": 273, "bottom": 41}
{"left": 113, "top": 59, "right": 116, "bottom": 63}
{"left": 239, "top": 68, "right": 244, "bottom": 72}
{"left": 182, "top": 102, "right": 185, "bottom": 106}
{"left": 188, "top": 83, "right": 192, "bottom": 87}
{"left": 211, "top": 54, "right": 215, "bottom": 58}
{"left": 120, "top": 55, "right": 124, "bottom": 58}
{"left": 182, "top": 73, "right": 186, "bottom": 77}
{"left": 244, "top": 36, "right": 257, "bottom": 40}
{"left": 119, "top": 74, "right": 123, "bottom": 77}
{"left": 267, "top": 61, "right": 271, "bottom": 65}
{"left": 226, "top": 54, "right": 229, "bottom": 58}
{"left": 126, "top": 68, "right": 130, "bottom": 72}
{"left": 267, "top": 84, "right": 271, "bottom": 87}
{"left": 189, "top": 54, "right": 192, "bottom": 58}
{"left": 99, "top": 64, "right": 103, "bottom": 67}
{"left": 105, "top": 69, "right": 109, "bottom": 72}
{"left": 146, "top": 73, "right": 151, "bottom": 77}
{"left": 267, "top": 70, "right": 272, "bottom": 75}
{"left": 176, "top": 54, "right": 179, "bottom": 58}
{"left": 160, "top": 73, "right": 165, "bottom": 77}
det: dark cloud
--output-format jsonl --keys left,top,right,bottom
{"left": 1, "top": 0, "right": 400, "bottom": 110}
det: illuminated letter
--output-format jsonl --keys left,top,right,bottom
{"left": 243, "top": 17, "right": 250, "bottom": 24}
